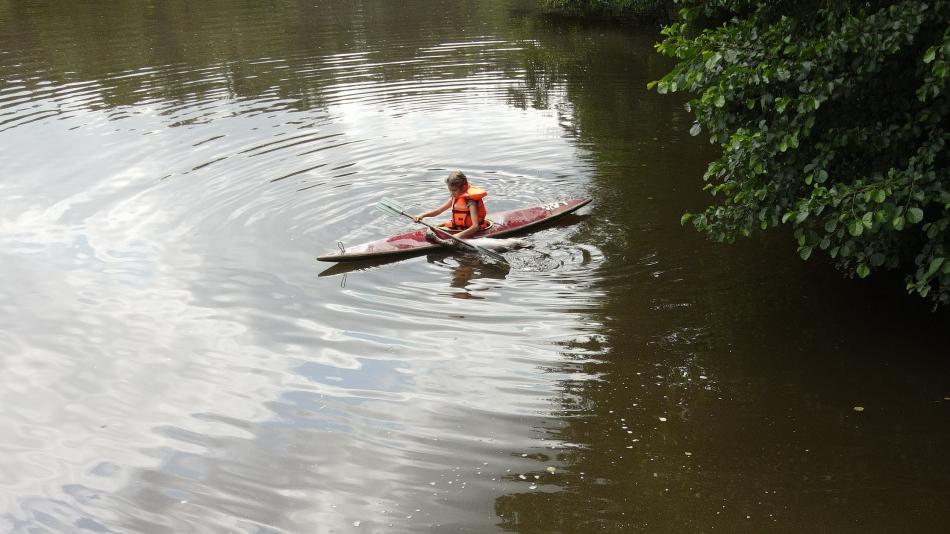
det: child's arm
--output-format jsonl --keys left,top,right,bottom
{"left": 413, "top": 198, "right": 452, "bottom": 222}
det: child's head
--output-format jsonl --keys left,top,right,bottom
{"left": 446, "top": 170, "right": 468, "bottom": 197}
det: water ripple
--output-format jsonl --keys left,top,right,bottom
{"left": 0, "top": 2, "right": 605, "bottom": 532}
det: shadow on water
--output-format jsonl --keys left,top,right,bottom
{"left": 494, "top": 238, "right": 950, "bottom": 532}
{"left": 317, "top": 253, "right": 447, "bottom": 278}
{"left": 315, "top": 250, "right": 511, "bottom": 283}
{"left": 489, "top": 13, "right": 950, "bottom": 534}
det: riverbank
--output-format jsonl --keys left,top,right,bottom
{"left": 541, "top": 0, "right": 673, "bottom": 21}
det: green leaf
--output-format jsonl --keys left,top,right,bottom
{"left": 680, "top": 213, "right": 693, "bottom": 226}
{"left": 926, "top": 257, "right": 945, "bottom": 277}
{"left": 873, "top": 189, "right": 886, "bottom": 203}
{"left": 799, "top": 245, "right": 813, "bottom": 260}
{"left": 705, "top": 52, "right": 722, "bottom": 70}
{"left": 892, "top": 215, "right": 905, "bottom": 230}
{"left": 924, "top": 47, "right": 936, "bottom": 64}
{"left": 870, "top": 253, "right": 886, "bottom": 267}
{"left": 689, "top": 123, "right": 701, "bottom": 136}
{"left": 857, "top": 263, "right": 871, "bottom": 278}
{"left": 907, "top": 207, "right": 924, "bottom": 224}
{"left": 848, "top": 220, "right": 864, "bottom": 237}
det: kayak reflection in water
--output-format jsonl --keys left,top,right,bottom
{"left": 412, "top": 170, "right": 491, "bottom": 246}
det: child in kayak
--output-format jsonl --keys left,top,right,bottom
{"left": 413, "top": 170, "right": 490, "bottom": 245}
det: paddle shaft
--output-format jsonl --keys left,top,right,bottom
{"left": 391, "top": 208, "right": 480, "bottom": 251}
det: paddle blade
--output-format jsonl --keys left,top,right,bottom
{"left": 470, "top": 243, "right": 509, "bottom": 265}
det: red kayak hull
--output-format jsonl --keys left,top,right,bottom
{"left": 317, "top": 198, "right": 591, "bottom": 262}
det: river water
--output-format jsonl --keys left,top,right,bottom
{"left": 1, "top": 1, "right": 949, "bottom": 532}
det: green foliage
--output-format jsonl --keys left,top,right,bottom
{"left": 652, "top": 0, "right": 950, "bottom": 305}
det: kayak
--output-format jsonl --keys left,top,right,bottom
{"left": 317, "top": 198, "right": 591, "bottom": 262}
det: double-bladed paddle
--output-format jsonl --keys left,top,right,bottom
{"left": 377, "top": 197, "right": 509, "bottom": 265}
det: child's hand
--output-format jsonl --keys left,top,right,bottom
{"left": 413, "top": 214, "right": 423, "bottom": 222}
{"left": 427, "top": 232, "right": 455, "bottom": 247}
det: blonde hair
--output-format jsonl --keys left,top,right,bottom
{"left": 446, "top": 170, "right": 468, "bottom": 190}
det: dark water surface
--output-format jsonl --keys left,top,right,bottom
{"left": 2, "top": 1, "right": 949, "bottom": 532}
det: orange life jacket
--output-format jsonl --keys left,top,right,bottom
{"left": 451, "top": 185, "right": 488, "bottom": 229}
